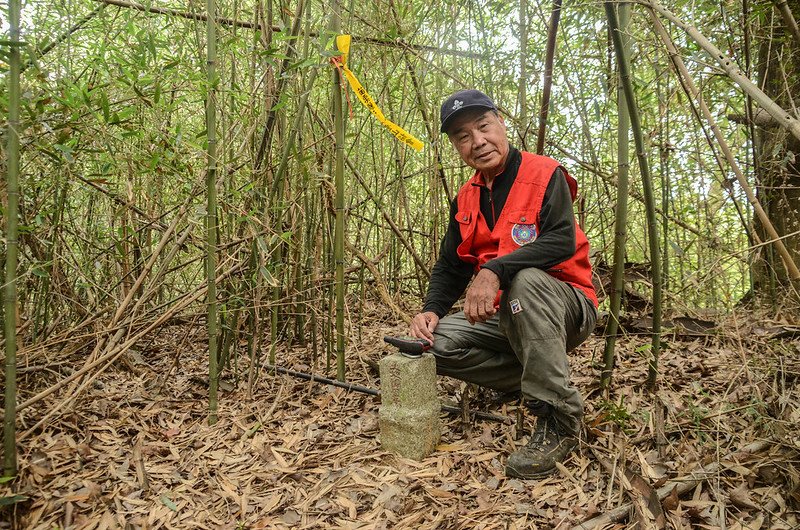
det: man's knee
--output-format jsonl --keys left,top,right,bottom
{"left": 430, "top": 331, "right": 461, "bottom": 357}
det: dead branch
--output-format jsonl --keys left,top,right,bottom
{"left": 571, "top": 439, "right": 772, "bottom": 529}
{"left": 728, "top": 108, "right": 782, "bottom": 128}
{"left": 91, "top": 0, "right": 486, "bottom": 59}
{"left": 775, "top": 0, "right": 800, "bottom": 52}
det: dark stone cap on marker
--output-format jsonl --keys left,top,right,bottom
{"left": 439, "top": 89, "right": 497, "bottom": 133}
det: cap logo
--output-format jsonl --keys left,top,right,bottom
{"left": 452, "top": 100, "right": 463, "bottom": 111}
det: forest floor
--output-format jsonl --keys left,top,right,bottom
{"left": 2, "top": 304, "right": 800, "bottom": 529}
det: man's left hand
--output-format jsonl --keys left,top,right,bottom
{"left": 464, "top": 268, "right": 500, "bottom": 324}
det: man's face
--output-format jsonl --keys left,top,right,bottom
{"left": 447, "top": 110, "right": 510, "bottom": 177}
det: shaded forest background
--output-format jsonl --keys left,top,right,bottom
{"left": 2, "top": 0, "right": 800, "bottom": 527}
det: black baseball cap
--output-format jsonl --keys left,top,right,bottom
{"left": 440, "top": 89, "right": 497, "bottom": 133}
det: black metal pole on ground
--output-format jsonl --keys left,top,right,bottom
{"left": 265, "top": 364, "right": 512, "bottom": 424}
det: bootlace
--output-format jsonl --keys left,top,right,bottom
{"left": 529, "top": 416, "right": 560, "bottom": 447}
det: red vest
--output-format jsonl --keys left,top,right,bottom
{"left": 455, "top": 152, "right": 598, "bottom": 307}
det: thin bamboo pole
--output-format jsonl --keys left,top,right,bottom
{"left": 264, "top": 364, "right": 511, "bottom": 423}
{"left": 535, "top": 0, "right": 563, "bottom": 155}
{"left": 3, "top": 0, "right": 22, "bottom": 478}
{"left": 601, "top": 3, "right": 630, "bottom": 390}
{"left": 332, "top": 5, "right": 346, "bottom": 382}
{"left": 605, "top": 2, "right": 662, "bottom": 389}
{"left": 206, "top": 0, "right": 219, "bottom": 424}
{"left": 517, "top": 0, "right": 529, "bottom": 149}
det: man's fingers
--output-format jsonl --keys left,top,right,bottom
{"left": 410, "top": 312, "right": 437, "bottom": 343}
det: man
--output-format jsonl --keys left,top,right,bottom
{"left": 410, "top": 89, "right": 598, "bottom": 479}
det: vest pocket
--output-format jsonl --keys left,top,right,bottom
{"left": 507, "top": 209, "right": 538, "bottom": 247}
{"left": 507, "top": 209, "right": 537, "bottom": 225}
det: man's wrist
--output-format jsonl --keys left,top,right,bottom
{"left": 421, "top": 304, "right": 446, "bottom": 319}
{"left": 479, "top": 263, "right": 505, "bottom": 288}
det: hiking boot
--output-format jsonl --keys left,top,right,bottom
{"left": 505, "top": 415, "right": 578, "bottom": 479}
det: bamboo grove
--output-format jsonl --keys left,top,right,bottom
{"left": 3, "top": 0, "right": 800, "bottom": 475}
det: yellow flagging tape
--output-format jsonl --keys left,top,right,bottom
{"left": 333, "top": 35, "right": 423, "bottom": 152}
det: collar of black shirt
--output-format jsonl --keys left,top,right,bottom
{"left": 471, "top": 147, "right": 521, "bottom": 189}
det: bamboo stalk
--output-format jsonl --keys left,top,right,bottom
{"left": 3, "top": 0, "right": 22, "bottom": 478}
{"left": 641, "top": 0, "right": 800, "bottom": 145}
{"left": 605, "top": 2, "right": 662, "bottom": 390}
{"left": 517, "top": 0, "right": 529, "bottom": 148}
{"left": 206, "top": 0, "right": 219, "bottom": 425}
{"left": 649, "top": 10, "right": 800, "bottom": 282}
{"left": 535, "top": 0, "right": 563, "bottom": 155}
{"left": 331, "top": 5, "right": 346, "bottom": 382}
{"left": 601, "top": 2, "right": 630, "bottom": 390}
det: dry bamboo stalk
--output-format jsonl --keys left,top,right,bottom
{"left": 571, "top": 440, "right": 771, "bottom": 529}
{"left": 649, "top": 10, "right": 800, "bottom": 282}
{"left": 12, "top": 259, "right": 241, "bottom": 414}
{"left": 62, "top": 202, "right": 193, "bottom": 399}
{"left": 110, "top": 204, "right": 189, "bottom": 327}
{"left": 774, "top": 0, "right": 800, "bottom": 51}
{"left": 641, "top": 0, "right": 800, "bottom": 144}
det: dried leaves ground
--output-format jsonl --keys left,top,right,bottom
{"left": 2, "top": 311, "right": 799, "bottom": 529}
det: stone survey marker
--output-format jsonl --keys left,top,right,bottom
{"left": 378, "top": 353, "right": 440, "bottom": 460}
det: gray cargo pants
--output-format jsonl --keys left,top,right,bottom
{"left": 430, "top": 267, "right": 597, "bottom": 435}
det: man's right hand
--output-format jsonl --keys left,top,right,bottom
{"left": 410, "top": 311, "right": 440, "bottom": 345}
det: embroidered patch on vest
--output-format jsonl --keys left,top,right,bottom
{"left": 511, "top": 223, "right": 537, "bottom": 246}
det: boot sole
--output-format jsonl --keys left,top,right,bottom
{"left": 504, "top": 463, "right": 558, "bottom": 479}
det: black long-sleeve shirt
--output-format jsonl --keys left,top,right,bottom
{"left": 422, "top": 148, "right": 577, "bottom": 318}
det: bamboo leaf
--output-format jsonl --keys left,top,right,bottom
{"left": 259, "top": 266, "right": 278, "bottom": 287}
{"left": 0, "top": 495, "right": 28, "bottom": 506}
{"left": 160, "top": 495, "right": 178, "bottom": 511}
